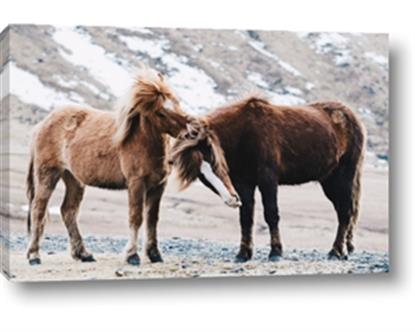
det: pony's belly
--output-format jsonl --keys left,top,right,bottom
{"left": 67, "top": 152, "right": 126, "bottom": 190}
{"left": 276, "top": 138, "right": 340, "bottom": 184}
{"left": 65, "top": 134, "right": 127, "bottom": 189}
{"left": 278, "top": 160, "right": 338, "bottom": 185}
{"left": 84, "top": 177, "right": 127, "bottom": 190}
{"left": 69, "top": 165, "right": 127, "bottom": 190}
{"left": 78, "top": 158, "right": 126, "bottom": 187}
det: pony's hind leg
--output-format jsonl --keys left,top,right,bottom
{"left": 258, "top": 173, "right": 283, "bottom": 262}
{"left": 320, "top": 167, "right": 356, "bottom": 260}
{"left": 235, "top": 182, "right": 256, "bottom": 263}
{"left": 27, "top": 167, "right": 60, "bottom": 265}
{"left": 61, "top": 171, "right": 94, "bottom": 262}
{"left": 144, "top": 182, "right": 166, "bottom": 263}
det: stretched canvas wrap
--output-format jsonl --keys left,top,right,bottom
{"left": 0, "top": 25, "right": 389, "bottom": 282}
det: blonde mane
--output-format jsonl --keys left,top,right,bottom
{"left": 113, "top": 68, "right": 176, "bottom": 146}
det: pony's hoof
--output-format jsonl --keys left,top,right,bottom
{"left": 81, "top": 254, "right": 96, "bottom": 263}
{"left": 149, "top": 253, "right": 163, "bottom": 263}
{"left": 328, "top": 249, "right": 348, "bottom": 261}
{"left": 235, "top": 252, "right": 251, "bottom": 263}
{"left": 126, "top": 253, "right": 141, "bottom": 266}
{"left": 29, "top": 258, "right": 41, "bottom": 265}
{"left": 269, "top": 254, "right": 282, "bottom": 262}
{"left": 347, "top": 243, "right": 355, "bottom": 255}
{"left": 147, "top": 247, "right": 163, "bottom": 263}
{"left": 269, "top": 248, "right": 282, "bottom": 262}
{"left": 235, "top": 248, "right": 252, "bottom": 263}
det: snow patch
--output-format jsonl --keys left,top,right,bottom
{"left": 130, "top": 27, "right": 154, "bottom": 35}
{"left": 268, "top": 91, "right": 305, "bottom": 105}
{"left": 314, "top": 33, "right": 348, "bottom": 51}
{"left": 314, "top": 33, "right": 351, "bottom": 67}
{"left": 296, "top": 31, "right": 311, "bottom": 39}
{"left": 247, "top": 72, "right": 269, "bottom": 89}
{"left": 365, "top": 52, "right": 388, "bottom": 66}
{"left": 191, "top": 43, "right": 204, "bottom": 53}
{"left": 358, "top": 107, "right": 374, "bottom": 118}
{"left": 121, "top": 34, "right": 225, "bottom": 114}
{"left": 54, "top": 76, "right": 78, "bottom": 88}
{"left": 305, "top": 82, "right": 315, "bottom": 90}
{"left": 8, "top": 62, "right": 84, "bottom": 110}
{"left": 162, "top": 54, "right": 226, "bottom": 114}
{"left": 81, "top": 81, "right": 108, "bottom": 97}
{"left": 285, "top": 86, "right": 303, "bottom": 96}
{"left": 234, "top": 30, "right": 248, "bottom": 40}
{"left": 248, "top": 40, "right": 302, "bottom": 77}
{"left": 53, "top": 27, "right": 133, "bottom": 97}
{"left": 120, "top": 35, "right": 168, "bottom": 58}
{"left": 299, "top": 32, "right": 352, "bottom": 67}
{"left": 55, "top": 76, "right": 109, "bottom": 99}
{"left": 208, "top": 60, "right": 222, "bottom": 70}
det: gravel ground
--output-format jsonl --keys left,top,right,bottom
{"left": 2, "top": 234, "right": 389, "bottom": 281}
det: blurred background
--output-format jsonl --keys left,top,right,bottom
{"left": 5, "top": 25, "right": 388, "bottom": 160}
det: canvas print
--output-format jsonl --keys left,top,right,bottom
{"left": 0, "top": 25, "right": 388, "bottom": 282}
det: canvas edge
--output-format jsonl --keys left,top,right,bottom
{"left": 0, "top": 25, "right": 11, "bottom": 281}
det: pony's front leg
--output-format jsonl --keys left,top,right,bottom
{"left": 125, "top": 177, "right": 146, "bottom": 266}
{"left": 235, "top": 182, "right": 256, "bottom": 263}
{"left": 144, "top": 182, "right": 166, "bottom": 263}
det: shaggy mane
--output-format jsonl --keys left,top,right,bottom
{"left": 170, "top": 120, "right": 228, "bottom": 190}
{"left": 113, "top": 68, "right": 175, "bottom": 146}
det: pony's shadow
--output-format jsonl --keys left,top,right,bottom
{"left": 11, "top": 45, "right": 405, "bottom": 298}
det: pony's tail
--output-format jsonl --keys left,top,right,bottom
{"left": 346, "top": 104, "right": 366, "bottom": 232}
{"left": 26, "top": 152, "right": 35, "bottom": 234}
{"left": 349, "top": 138, "right": 365, "bottom": 238}
{"left": 345, "top": 105, "right": 366, "bottom": 251}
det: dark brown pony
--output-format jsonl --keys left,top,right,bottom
{"left": 26, "top": 68, "right": 240, "bottom": 266}
{"left": 171, "top": 97, "right": 365, "bottom": 262}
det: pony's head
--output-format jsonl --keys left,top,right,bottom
{"left": 170, "top": 120, "right": 241, "bottom": 208}
{"left": 114, "top": 68, "right": 190, "bottom": 145}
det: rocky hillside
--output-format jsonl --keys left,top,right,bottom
{"left": 1, "top": 25, "right": 388, "bottom": 163}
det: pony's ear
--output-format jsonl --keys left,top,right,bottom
{"left": 157, "top": 72, "right": 164, "bottom": 82}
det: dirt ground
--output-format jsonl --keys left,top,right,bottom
{"left": 3, "top": 163, "right": 388, "bottom": 282}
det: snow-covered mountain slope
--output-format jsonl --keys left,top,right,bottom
{"left": 2, "top": 25, "right": 388, "bottom": 164}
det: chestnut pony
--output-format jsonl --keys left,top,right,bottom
{"left": 171, "top": 97, "right": 365, "bottom": 262}
{"left": 26, "top": 69, "right": 240, "bottom": 266}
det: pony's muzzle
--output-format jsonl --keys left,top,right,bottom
{"left": 225, "top": 194, "right": 242, "bottom": 208}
